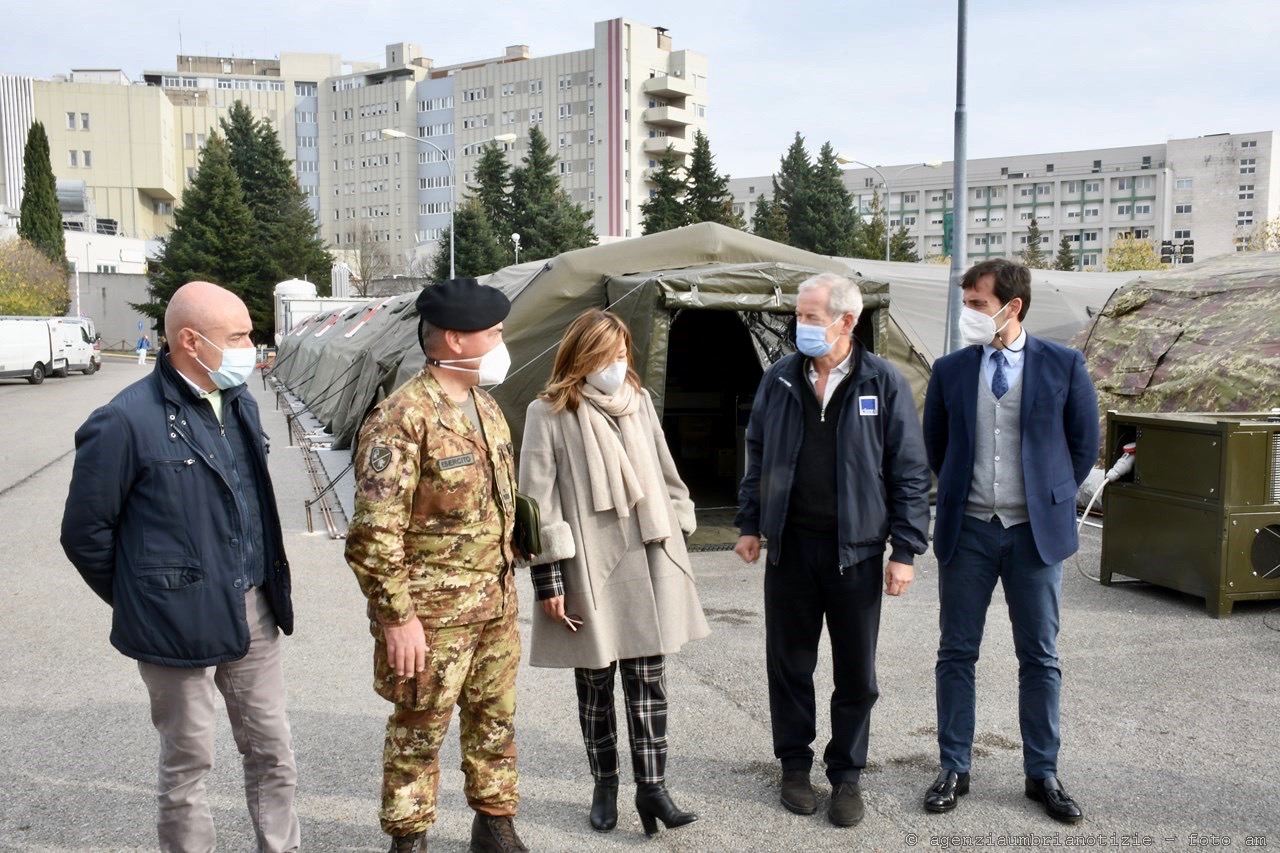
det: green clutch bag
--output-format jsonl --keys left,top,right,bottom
{"left": 513, "top": 491, "right": 542, "bottom": 557}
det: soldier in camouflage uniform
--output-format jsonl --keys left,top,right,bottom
{"left": 346, "top": 278, "right": 529, "bottom": 853}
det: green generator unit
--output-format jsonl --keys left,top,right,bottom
{"left": 1100, "top": 410, "right": 1280, "bottom": 617}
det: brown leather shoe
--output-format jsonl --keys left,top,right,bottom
{"left": 469, "top": 813, "right": 529, "bottom": 853}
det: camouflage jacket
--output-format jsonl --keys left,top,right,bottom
{"left": 346, "top": 368, "right": 517, "bottom": 629}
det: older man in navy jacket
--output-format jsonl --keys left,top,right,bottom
{"left": 921, "top": 258, "right": 1098, "bottom": 824}
{"left": 735, "top": 273, "right": 931, "bottom": 828}
{"left": 61, "top": 281, "right": 298, "bottom": 852}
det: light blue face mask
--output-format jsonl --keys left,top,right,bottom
{"left": 795, "top": 317, "right": 842, "bottom": 358}
{"left": 193, "top": 331, "right": 257, "bottom": 390}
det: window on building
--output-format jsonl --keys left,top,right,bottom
{"left": 66, "top": 112, "right": 77, "bottom": 129}
{"left": 1174, "top": 229, "right": 1192, "bottom": 240}
{"left": 529, "top": 80, "right": 543, "bottom": 95}
{"left": 1020, "top": 211, "right": 1033, "bottom": 221}
{"left": 990, "top": 235, "right": 1003, "bottom": 246}
{"left": 296, "top": 82, "right": 317, "bottom": 96}
{"left": 1135, "top": 203, "right": 1151, "bottom": 215}
{"left": 558, "top": 161, "right": 573, "bottom": 174}
{"left": 902, "top": 215, "right": 917, "bottom": 226}
{"left": 1037, "top": 185, "right": 1052, "bottom": 196}
{"left": 1082, "top": 253, "right": 1098, "bottom": 266}
{"left": 558, "top": 103, "right": 573, "bottom": 119}
{"left": 1085, "top": 181, "right": 1100, "bottom": 194}
{"left": 1240, "top": 184, "right": 1255, "bottom": 200}
{"left": 68, "top": 150, "right": 78, "bottom": 167}
{"left": 153, "top": 201, "right": 172, "bottom": 215}
{"left": 1083, "top": 231, "right": 1099, "bottom": 242}
{"left": 902, "top": 192, "right": 917, "bottom": 204}
{"left": 1241, "top": 139, "right": 1257, "bottom": 148}
{"left": 1135, "top": 176, "right": 1154, "bottom": 190}
{"left": 186, "top": 167, "right": 195, "bottom": 181}
{"left": 1019, "top": 186, "right": 1034, "bottom": 198}
{"left": 1238, "top": 210, "right": 1254, "bottom": 226}
{"left": 1085, "top": 207, "right": 1100, "bottom": 218}
{"left": 1176, "top": 178, "right": 1194, "bottom": 189}
{"left": 588, "top": 100, "right": 595, "bottom": 116}
{"left": 1240, "top": 158, "right": 1256, "bottom": 174}
{"left": 185, "top": 133, "right": 194, "bottom": 149}
{"left": 1175, "top": 203, "right": 1192, "bottom": 214}
{"left": 196, "top": 133, "right": 205, "bottom": 148}
{"left": 1116, "top": 204, "right": 1132, "bottom": 215}
{"left": 1116, "top": 177, "right": 1133, "bottom": 191}
{"left": 82, "top": 150, "right": 92, "bottom": 167}
{"left": 529, "top": 108, "right": 543, "bottom": 124}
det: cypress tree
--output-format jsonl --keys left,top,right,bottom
{"left": 18, "top": 121, "right": 66, "bottom": 268}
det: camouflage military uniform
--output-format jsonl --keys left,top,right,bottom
{"left": 346, "top": 367, "right": 520, "bottom": 837}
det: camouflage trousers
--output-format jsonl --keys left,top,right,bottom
{"left": 376, "top": 607, "right": 521, "bottom": 836}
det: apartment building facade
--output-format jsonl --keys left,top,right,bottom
{"left": 1, "top": 18, "right": 708, "bottom": 275}
{"left": 730, "top": 132, "right": 1278, "bottom": 267}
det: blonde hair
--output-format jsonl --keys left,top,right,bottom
{"left": 541, "top": 309, "right": 641, "bottom": 412}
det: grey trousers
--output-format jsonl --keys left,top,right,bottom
{"left": 137, "top": 587, "right": 300, "bottom": 853}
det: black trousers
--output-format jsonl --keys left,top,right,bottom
{"left": 575, "top": 656, "right": 668, "bottom": 785}
{"left": 764, "top": 529, "right": 882, "bottom": 784}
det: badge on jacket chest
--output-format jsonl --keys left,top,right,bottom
{"left": 438, "top": 453, "right": 476, "bottom": 471}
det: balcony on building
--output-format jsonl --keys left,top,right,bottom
{"left": 643, "top": 74, "right": 695, "bottom": 99}
{"left": 643, "top": 135, "right": 693, "bottom": 156}
{"left": 642, "top": 105, "right": 693, "bottom": 128}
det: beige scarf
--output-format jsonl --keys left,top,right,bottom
{"left": 573, "top": 381, "right": 671, "bottom": 543}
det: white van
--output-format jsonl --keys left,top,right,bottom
{"left": 0, "top": 316, "right": 61, "bottom": 384}
{"left": 57, "top": 317, "right": 101, "bottom": 374}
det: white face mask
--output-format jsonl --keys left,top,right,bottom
{"left": 585, "top": 360, "right": 629, "bottom": 395}
{"left": 434, "top": 341, "right": 512, "bottom": 386}
{"left": 193, "top": 331, "right": 256, "bottom": 390}
{"left": 958, "top": 303, "right": 1013, "bottom": 348}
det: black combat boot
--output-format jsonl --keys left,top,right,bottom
{"left": 635, "top": 783, "right": 698, "bottom": 837}
{"left": 388, "top": 830, "right": 426, "bottom": 852}
{"left": 469, "top": 812, "right": 529, "bottom": 853}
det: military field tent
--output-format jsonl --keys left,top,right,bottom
{"left": 271, "top": 222, "right": 933, "bottom": 511}
{"left": 1074, "top": 251, "right": 1280, "bottom": 417}
{"left": 839, "top": 258, "right": 1133, "bottom": 363}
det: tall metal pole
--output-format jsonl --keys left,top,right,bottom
{"left": 944, "top": 0, "right": 968, "bottom": 354}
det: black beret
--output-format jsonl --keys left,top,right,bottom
{"left": 415, "top": 278, "right": 510, "bottom": 332}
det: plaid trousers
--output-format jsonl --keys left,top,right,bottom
{"left": 574, "top": 656, "right": 667, "bottom": 785}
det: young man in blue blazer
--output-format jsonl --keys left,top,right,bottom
{"left": 921, "top": 259, "right": 1098, "bottom": 823}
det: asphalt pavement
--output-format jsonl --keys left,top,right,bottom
{"left": 1, "top": 354, "right": 1277, "bottom": 852}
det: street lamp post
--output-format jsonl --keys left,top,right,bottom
{"left": 836, "top": 158, "right": 941, "bottom": 262}
{"left": 382, "top": 129, "right": 517, "bottom": 281}
{"left": 511, "top": 232, "right": 521, "bottom": 264}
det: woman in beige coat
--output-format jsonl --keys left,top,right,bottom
{"left": 519, "top": 308, "right": 709, "bottom": 837}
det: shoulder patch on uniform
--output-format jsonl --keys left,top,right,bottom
{"left": 369, "top": 446, "right": 393, "bottom": 473}
{"left": 438, "top": 453, "right": 476, "bottom": 471}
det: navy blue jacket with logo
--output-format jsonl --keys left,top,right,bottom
{"left": 735, "top": 346, "right": 931, "bottom": 568}
{"left": 61, "top": 351, "right": 293, "bottom": 667}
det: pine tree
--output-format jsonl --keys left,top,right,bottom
{"left": 509, "top": 126, "right": 594, "bottom": 260}
{"left": 220, "top": 102, "right": 332, "bottom": 327}
{"left": 808, "top": 143, "right": 859, "bottom": 255}
{"left": 18, "top": 121, "right": 66, "bottom": 268}
{"left": 472, "top": 143, "right": 514, "bottom": 243}
{"left": 140, "top": 135, "right": 257, "bottom": 329}
{"left": 889, "top": 225, "right": 920, "bottom": 262}
{"left": 1054, "top": 234, "right": 1077, "bottom": 271}
{"left": 639, "top": 146, "right": 688, "bottom": 235}
{"left": 684, "top": 130, "right": 741, "bottom": 228}
{"left": 1020, "top": 218, "right": 1047, "bottom": 269}
{"left": 750, "top": 195, "right": 789, "bottom": 243}
{"left": 773, "top": 133, "right": 816, "bottom": 250}
{"left": 850, "top": 192, "right": 888, "bottom": 260}
{"left": 429, "top": 198, "right": 507, "bottom": 282}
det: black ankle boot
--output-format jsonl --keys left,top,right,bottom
{"left": 590, "top": 779, "right": 619, "bottom": 832}
{"left": 635, "top": 783, "right": 698, "bottom": 837}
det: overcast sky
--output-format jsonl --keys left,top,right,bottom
{"left": 6, "top": 0, "right": 1278, "bottom": 179}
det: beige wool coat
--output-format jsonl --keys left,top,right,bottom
{"left": 519, "top": 392, "right": 710, "bottom": 669}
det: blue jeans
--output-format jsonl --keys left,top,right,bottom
{"left": 935, "top": 515, "right": 1062, "bottom": 779}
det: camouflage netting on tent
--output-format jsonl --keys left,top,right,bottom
{"left": 269, "top": 222, "right": 931, "bottom": 452}
{"left": 1073, "top": 251, "right": 1280, "bottom": 419}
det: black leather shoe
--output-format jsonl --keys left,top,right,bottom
{"left": 635, "top": 783, "right": 698, "bottom": 837}
{"left": 924, "top": 769, "right": 970, "bottom": 813}
{"left": 1025, "top": 776, "right": 1084, "bottom": 824}
{"left": 780, "top": 769, "right": 817, "bottom": 815}
{"left": 828, "top": 782, "right": 865, "bottom": 827}
{"left": 590, "top": 779, "right": 618, "bottom": 832}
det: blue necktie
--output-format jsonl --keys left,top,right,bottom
{"left": 991, "top": 351, "right": 1009, "bottom": 399}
